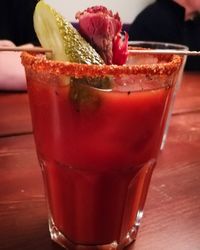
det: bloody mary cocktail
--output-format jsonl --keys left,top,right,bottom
{"left": 22, "top": 51, "right": 181, "bottom": 249}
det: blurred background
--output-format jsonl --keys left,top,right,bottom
{"left": 46, "top": 0, "right": 154, "bottom": 24}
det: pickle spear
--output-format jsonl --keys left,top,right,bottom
{"left": 33, "top": 1, "right": 104, "bottom": 64}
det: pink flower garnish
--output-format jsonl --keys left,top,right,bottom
{"left": 76, "top": 6, "right": 128, "bottom": 65}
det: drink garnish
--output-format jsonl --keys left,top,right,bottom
{"left": 34, "top": 1, "right": 128, "bottom": 66}
{"left": 76, "top": 6, "right": 128, "bottom": 65}
{"left": 33, "top": 1, "right": 104, "bottom": 64}
{"left": 33, "top": 1, "right": 128, "bottom": 93}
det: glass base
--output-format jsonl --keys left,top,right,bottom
{"left": 49, "top": 218, "right": 138, "bottom": 250}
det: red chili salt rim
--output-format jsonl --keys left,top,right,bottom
{"left": 21, "top": 51, "right": 182, "bottom": 77}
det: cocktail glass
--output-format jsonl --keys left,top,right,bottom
{"left": 21, "top": 51, "right": 182, "bottom": 250}
{"left": 128, "top": 41, "right": 188, "bottom": 150}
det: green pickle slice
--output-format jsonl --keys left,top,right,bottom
{"left": 33, "top": 1, "right": 104, "bottom": 64}
{"left": 34, "top": 1, "right": 112, "bottom": 110}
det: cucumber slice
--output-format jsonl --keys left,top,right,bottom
{"left": 33, "top": 1, "right": 104, "bottom": 64}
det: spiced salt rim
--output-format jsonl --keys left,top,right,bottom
{"left": 21, "top": 51, "right": 182, "bottom": 77}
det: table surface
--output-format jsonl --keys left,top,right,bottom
{"left": 0, "top": 72, "right": 200, "bottom": 250}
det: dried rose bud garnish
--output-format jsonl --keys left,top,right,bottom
{"left": 75, "top": 6, "right": 129, "bottom": 65}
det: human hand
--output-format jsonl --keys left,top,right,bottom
{"left": 0, "top": 41, "right": 34, "bottom": 91}
{"left": 0, "top": 40, "right": 16, "bottom": 47}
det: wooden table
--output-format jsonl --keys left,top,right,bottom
{"left": 0, "top": 72, "right": 200, "bottom": 250}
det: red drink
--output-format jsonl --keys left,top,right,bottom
{"left": 22, "top": 52, "right": 181, "bottom": 249}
